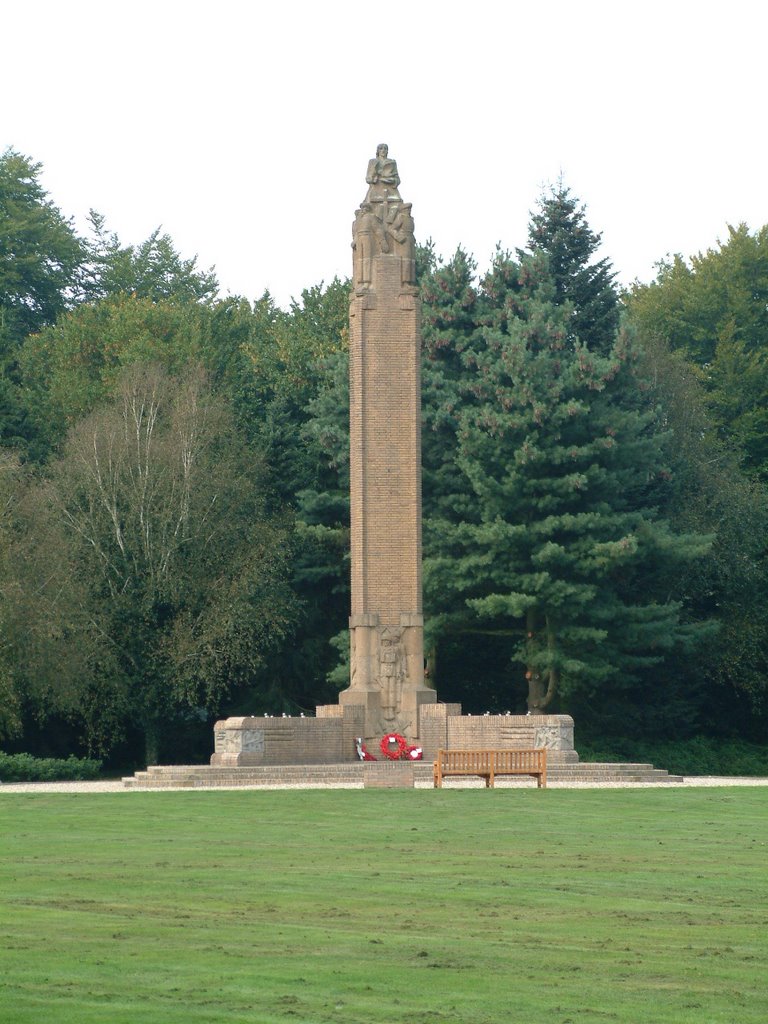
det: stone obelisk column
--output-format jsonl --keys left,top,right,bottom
{"left": 338, "top": 145, "right": 436, "bottom": 744}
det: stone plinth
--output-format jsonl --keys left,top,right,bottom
{"left": 211, "top": 707, "right": 364, "bottom": 767}
{"left": 209, "top": 706, "right": 577, "bottom": 769}
{"left": 363, "top": 762, "right": 415, "bottom": 788}
{"left": 420, "top": 705, "right": 578, "bottom": 764}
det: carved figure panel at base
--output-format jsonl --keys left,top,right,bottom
{"left": 377, "top": 625, "right": 406, "bottom": 724}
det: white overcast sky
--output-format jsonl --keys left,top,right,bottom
{"left": 3, "top": 0, "right": 766, "bottom": 308}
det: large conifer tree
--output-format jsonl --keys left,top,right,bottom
{"left": 421, "top": 247, "right": 479, "bottom": 523}
{"left": 524, "top": 183, "right": 619, "bottom": 354}
{"left": 424, "top": 250, "right": 712, "bottom": 713}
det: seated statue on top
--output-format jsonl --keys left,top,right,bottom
{"left": 365, "top": 143, "right": 402, "bottom": 205}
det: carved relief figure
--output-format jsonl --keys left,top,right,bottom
{"left": 377, "top": 625, "right": 406, "bottom": 722}
{"left": 349, "top": 628, "right": 357, "bottom": 683}
{"left": 365, "top": 143, "right": 402, "bottom": 206}
{"left": 533, "top": 725, "right": 561, "bottom": 750}
{"left": 386, "top": 202, "right": 416, "bottom": 285}
{"left": 352, "top": 202, "right": 389, "bottom": 284}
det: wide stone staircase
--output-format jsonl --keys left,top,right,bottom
{"left": 123, "top": 760, "right": 683, "bottom": 789}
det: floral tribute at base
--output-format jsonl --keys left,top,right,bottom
{"left": 355, "top": 734, "right": 423, "bottom": 761}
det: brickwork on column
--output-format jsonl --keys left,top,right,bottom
{"left": 348, "top": 257, "right": 422, "bottom": 622}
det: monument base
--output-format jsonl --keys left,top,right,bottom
{"left": 342, "top": 613, "right": 434, "bottom": 744}
{"left": 210, "top": 704, "right": 578, "bottom": 767}
{"left": 337, "top": 680, "right": 437, "bottom": 747}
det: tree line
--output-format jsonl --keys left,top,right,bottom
{"left": 1, "top": 148, "right": 766, "bottom": 768}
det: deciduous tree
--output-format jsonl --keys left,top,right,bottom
{"left": 13, "top": 365, "right": 298, "bottom": 762}
{"left": 19, "top": 295, "right": 210, "bottom": 459}
{"left": 626, "top": 223, "right": 768, "bottom": 478}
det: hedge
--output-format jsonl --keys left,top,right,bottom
{"left": 0, "top": 752, "right": 103, "bottom": 782}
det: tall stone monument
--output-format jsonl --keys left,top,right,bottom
{"left": 207, "top": 146, "right": 578, "bottom": 773}
{"left": 338, "top": 144, "right": 436, "bottom": 743}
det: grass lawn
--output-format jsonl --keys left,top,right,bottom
{"left": 0, "top": 788, "right": 766, "bottom": 1023}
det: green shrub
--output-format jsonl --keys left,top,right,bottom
{"left": 579, "top": 735, "right": 768, "bottom": 776}
{"left": 0, "top": 752, "right": 102, "bottom": 782}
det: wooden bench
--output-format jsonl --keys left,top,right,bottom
{"left": 433, "top": 748, "right": 547, "bottom": 788}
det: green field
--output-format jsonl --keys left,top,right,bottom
{"left": 0, "top": 788, "right": 765, "bottom": 1023}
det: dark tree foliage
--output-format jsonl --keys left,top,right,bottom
{"left": 81, "top": 211, "right": 218, "bottom": 304}
{"left": 223, "top": 280, "right": 352, "bottom": 706}
{"left": 523, "top": 183, "right": 620, "bottom": 354}
{"left": 0, "top": 150, "right": 84, "bottom": 447}
{"left": 0, "top": 150, "right": 84, "bottom": 345}
{"left": 423, "top": 250, "right": 712, "bottom": 716}
{"left": 626, "top": 224, "right": 768, "bottom": 480}
{"left": 628, "top": 324, "right": 768, "bottom": 738}
{"left": 421, "top": 247, "right": 479, "bottom": 523}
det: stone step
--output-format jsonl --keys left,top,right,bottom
{"left": 123, "top": 759, "right": 682, "bottom": 788}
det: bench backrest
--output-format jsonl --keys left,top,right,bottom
{"left": 494, "top": 748, "right": 546, "bottom": 772}
{"left": 439, "top": 749, "right": 494, "bottom": 773}
{"left": 436, "top": 749, "right": 546, "bottom": 772}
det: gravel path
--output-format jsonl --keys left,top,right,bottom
{"left": 2, "top": 776, "right": 768, "bottom": 793}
